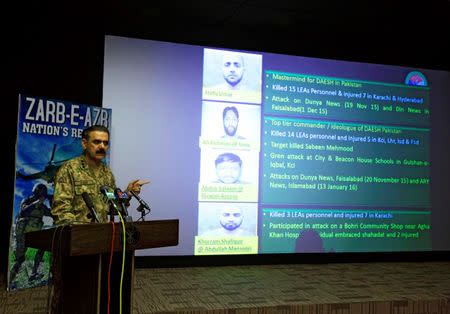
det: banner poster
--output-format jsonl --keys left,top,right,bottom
{"left": 7, "top": 94, "right": 112, "bottom": 291}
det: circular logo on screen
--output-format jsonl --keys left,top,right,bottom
{"left": 405, "top": 71, "right": 427, "bottom": 86}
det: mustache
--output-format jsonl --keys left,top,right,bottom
{"left": 96, "top": 149, "right": 106, "bottom": 154}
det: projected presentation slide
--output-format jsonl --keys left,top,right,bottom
{"left": 103, "top": 35, "right": 450, "bottom": 256}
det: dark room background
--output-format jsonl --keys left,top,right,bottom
{"left": 4, "top": 1, "right": 450, "bottom": 272}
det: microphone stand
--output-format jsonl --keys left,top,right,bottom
{"left": 120, "top": 203, "right": 133, "bottom": 222}
{"left": 137, "top": 205, "right": 146, "bottom": 221}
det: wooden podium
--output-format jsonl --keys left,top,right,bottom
{"left": 25, "top": 219, "right": 179, "bottom": 314}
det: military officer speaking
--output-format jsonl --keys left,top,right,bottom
{"left": 51, "top": 125, "right": 149, "bottom": 225}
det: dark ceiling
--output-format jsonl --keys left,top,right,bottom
{"left": 15, "top": 1, "right": 450, "bottom": 71}
{"left": 111, "top": 1, "right": 450, "bottom": 70}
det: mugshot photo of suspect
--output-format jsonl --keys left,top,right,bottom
{"left": 203, "top": 49, "right": 262, "bottom": 104}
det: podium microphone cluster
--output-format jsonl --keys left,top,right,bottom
{"left": 81, "top": 192, "right": 100, "bottom": 223}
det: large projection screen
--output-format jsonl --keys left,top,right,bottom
{"left": 103, "top": 35, "right": 450, "bottom": 257}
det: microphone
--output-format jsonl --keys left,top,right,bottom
{"left": 100, "top": 185, "right": 116, "bottom": 200}
{"left": 99, "top": 185, "right": 120, "bottom": 213}
{"left": 114, "top": 188, "right": 130, "bottom": 216}
{"left": 129, "top": 190, "right": 151, "bottom": 211}
{"left": 114, "top": 188, "right": 130, "bottom": 203}
{"left": 81, "top": 192, "right": 100, "bottom": 223}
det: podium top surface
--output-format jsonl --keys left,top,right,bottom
{"left": 25, "top": 219, "right": 179, "bottom": 256}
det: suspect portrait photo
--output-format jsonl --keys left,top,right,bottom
{"left": 199, "top": 149, "right": 259, "bottom": 185}
{"left": 222, "top": 106, "right": 245, "bottom": 139}
{"left": 198, "top": 202, "right": 257, "bottom": 237}
{"left": 203, "top": 49, "right": 262, "bottom": 104}
{"left": 215, "top": 152, "right": 244, "bottom": 184}
{"left": 199, "top": 148, "right": 259, "bottom": 202}
{"left": 200, "top": 101, "right": 261, "bottom": 142}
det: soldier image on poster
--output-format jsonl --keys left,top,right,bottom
{"left": 9, "top": 183, "right": 53, "bottom": 288}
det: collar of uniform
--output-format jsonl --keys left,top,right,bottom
{"left": 79, "top": 154, "right": 106, "bottom": 171}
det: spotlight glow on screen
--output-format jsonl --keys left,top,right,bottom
{"left": 103, "top": 35, "right": 450, "bottom": 256}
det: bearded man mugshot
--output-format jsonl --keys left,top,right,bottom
{"left": 203, "top": 49, "right": 262, "bottom": 104}
{"left": 200, "top": 205, "right": 255, "bottom": 237}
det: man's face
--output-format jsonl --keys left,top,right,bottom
{"left": 223, "top": 110, "right": 239, "bottom": 137}
{"left": 82, "top": 131, "right": 109, "bottom": 163}
{"left": 222, "top": 54, "right": 244, "bottom": 87}
{"left": 220, "top": 207, "right": 243, "bottom": 231}
{"left": 216, "top": 161, "right": 241, "bottom": 184}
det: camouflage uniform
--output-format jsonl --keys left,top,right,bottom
{"left": 10, "top": 184, "right": 52, "bottom": 283}
{"left": 52, "top": 154, "right": 116, "bottom": 225}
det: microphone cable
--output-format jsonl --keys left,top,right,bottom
{"left": 116, "top": 209, "right": 127, "bottom": 314}
{"left": 107, "top": 220, "right": 116, "bottom": 314}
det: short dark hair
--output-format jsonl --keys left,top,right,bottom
{"left": 223, "top": 106, "right": 239, "bottom": 120}
{"left": 82, "top": 125, "right": 110, "bottom": 140}
{"left": 215, "top": 152, "right": 242, "bottom": 167}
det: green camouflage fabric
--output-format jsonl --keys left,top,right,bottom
{"left": 52, "top": 155, "right": 116, "bottom": 225}
{"left": 17, "top": 202, "right": 52, "bottom": 230}
{"left": 14, "top": 202, "right": 52, "bottom": 261}
{"left": 10, "top": 198, "right": 53, "bottom": 283}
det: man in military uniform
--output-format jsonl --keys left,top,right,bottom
{"left": 10, "top": 183, "right": 53, "bottom": 284}
{"left": 52, "top": 125, "right": 149, "bottom": 225}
